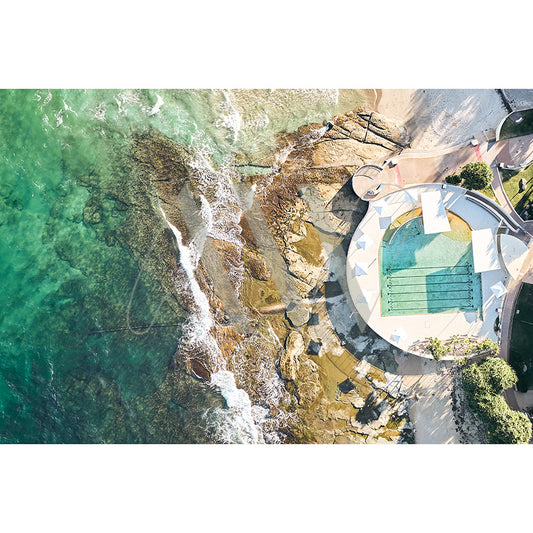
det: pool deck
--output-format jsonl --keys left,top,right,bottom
{"left": 346, "top": 183, "right": 508, "bottom": 356}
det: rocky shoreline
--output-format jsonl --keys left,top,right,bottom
{"left": 126, "top": 107, "right": 419, "bottom": 443}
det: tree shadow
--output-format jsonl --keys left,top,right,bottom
{"left": 401, "top": 89, "right": 506, "bottom": 147}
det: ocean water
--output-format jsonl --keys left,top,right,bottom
{"left": 0, "top": 89, "right": 366, "bottom": 443}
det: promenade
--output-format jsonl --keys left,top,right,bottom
{"left": 362, "top": 128, "right": 533, "bottom": 437}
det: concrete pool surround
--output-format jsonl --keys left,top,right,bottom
{"left": 346, "top": 183, "right": 510, "bottom": 357}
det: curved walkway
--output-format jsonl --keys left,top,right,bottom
{"left": 357, "top": 130, "right": 533, "bottom": 422}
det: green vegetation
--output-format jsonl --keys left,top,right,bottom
{"left": 445, "top": 168, "right": 497, "bottom": 201}
{"left": 460, "top": 162, "right": 493, "bottom": 191}
{"left": 428, "top": 337, "right": 446, "bottom": 361}
{"left": 509, "top": 283, "right": 533, "bottom": 391}
{"left": 462, "top": 358, "right": 532, "bottom": 444}
{"left": 426, "top": 336, "right": 499, "bottom": 360}
{"left": 445, "top": 174, "right": 462, "bottom": 185}
{"left": 499, "top": 109, "right": 533, "bottom": 140}
{"left": 501, "top": 163, "right": 533, "bottom": 218}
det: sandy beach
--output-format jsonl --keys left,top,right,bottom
{"left": 374, "top": 89, "right": 509, "bottom": 150}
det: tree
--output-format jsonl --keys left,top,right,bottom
{"left": 445, "top": 174, "right": 462, "bottom": 185}
{"left": 463, "top": 357, "right": 517, "bottom": 395}
{"left": 460, "top": 162, "right": 493, "bottom": 190}
{"left": 462, "top": 358, "right": 532, "bottom": 444}
{"left": 487, "top": 396, "right": 532, "bottom": 444}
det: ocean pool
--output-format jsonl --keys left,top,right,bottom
{"left": 379, "top": 210, "right": 483, "bottom": 316}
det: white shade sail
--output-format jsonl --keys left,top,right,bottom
{"left": 372, "top": 199, "right": 387, "bottom": 215}
{"left": 391, "top": 328, "right": 407, "bottom": 344}
{"left": 421, "top": 191, "right": 451, "bottom": 234}
{"left": 354, "top": 262, "right": 369, "bottom": 276}
{"left": 358, "top": 289, "right": 373, "bottom": 304}
{"left": 472, "top": 228, "right": 501, "bottom": 273}
{"left": 356, "top": 233, "right": 374, "bottom": 250}
{"left": 490, "top": 281, "right": 507, "bottom": 298}
{"left": 404, "top": 188, "right": 419, "bottom": 203}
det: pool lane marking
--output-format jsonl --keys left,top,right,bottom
{"left": 393, "top": 163, "right": 403, "bottom": 186}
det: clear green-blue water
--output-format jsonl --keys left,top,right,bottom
{"left": 379, "top": 215, "right": 483, "bottom": 316}
{"left": 0, "top": 89, "right": 366, "bottom": 443}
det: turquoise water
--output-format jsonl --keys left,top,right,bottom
{"left": 0, "top": 89, "right": 367, "bottom": 443}
{"left": 379, "top": 216, "right": 483, "bottom": 316}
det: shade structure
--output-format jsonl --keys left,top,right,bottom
{"left": 372, "top": 199, "right": 387, "bottom": 215}
{"left": 354, "top": 262, "right": 369, "bottom": 276}
{"left": 420, "top": 191, "right": 451, "bottom": 234}
{"left": 358, "top": 289, "right": 373, "bottom": 304}
{"left": 404, "top": 188, "right": 419, "bottom": 203}
{"left": 499, "top": 233, "right": 529, "bottom": 279}
{"left": 472, "top": 228, "right": 500, "bottom": 273}
{"left": 391, "top": 328, "right": 407, "bottom": 344}
{"left": 356, "top": 233, "right": 374, "bottom": 250}
{"left": 490, "top": 281, "right": 508, "bottom": 298}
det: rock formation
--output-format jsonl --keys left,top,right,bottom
{"left": 127, "top": 107, "right": 414, "bottom": 443}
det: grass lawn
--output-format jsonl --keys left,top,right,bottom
{"left": 510, "top": 283, "right": 533, "bottom": 392}
{"left": 499, "top": 109, "right": 533, "bottom": 140}
{"left": 501, "top": 164, "right": 533, "bottom": 217}
{"left": 479, "top": 184, "right": 498, "bottom": 202}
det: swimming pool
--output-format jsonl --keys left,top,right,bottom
{"left": 379, "top": 210, "right": 483, "bottom": 316}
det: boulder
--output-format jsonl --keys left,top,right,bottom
{"left": 286, "top": 302, "right": 310, "bottom": 327}
{"left": 295, "top": 357, "right": 322, "bottom": 407}
{"left": 279, "top": 331, "right": 304, "bottom": 381}
{"left": 242, "top": 248, "right": 271, "bottom": 281}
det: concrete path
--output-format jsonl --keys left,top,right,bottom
{"left": 367, "top": 129, "right": 533, "bottom": 439}
{"left": 395, "top": 356, "right": 459, "bottom": 444}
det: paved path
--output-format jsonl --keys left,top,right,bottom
{"left": 363, "top": 129, "right": 533, "bottom": 427}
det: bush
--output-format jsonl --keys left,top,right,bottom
{"left": 482, "top": 357, "right": 517, "bottom": 394}
{"left": 473, "top": 338, "right": 500, "bottom": 357}
{"left": 463, "top": 357, "right": 517, "bottom": 395}
{"left": 460, "top": 162, "right": 493, "bottom": 190}
{"left": 428, "top": 337, "right": 447, "bottom": 360}
{"left": 489, "top": 405, "right": 532, "bottom": 444}
{"left": 461, "top": 358, "right": 532, "bottom": 444}
{"left": 445, "top": 174, "right": 462, "bottom": 185}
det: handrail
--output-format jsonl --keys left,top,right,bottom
{"left": 464, "top": 190, "right": 522, "bottom": 233}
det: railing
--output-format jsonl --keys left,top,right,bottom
{"left": 464, "top": 190, "right": 523, "bottom": 233}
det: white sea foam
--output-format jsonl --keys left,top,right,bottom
{"left": 159, "top": 204, "right": 261, "bottom": 443}
{"left": 216, "top": 90, "right": 242, "bottom": 144}
{"left": 93, "top": 103, "right": 107, "bottom": 122}
{"left": 149, "top": 94, "right": 164, "bottom": 116}
{"left": 63, "top": 100, "right": 78, "bottom": 117}
{"left": 199, "top": 194, "right": 213, "bottom": 235}
{"left": 190, "top": 149, "right": 244, "bottom": 249}
{"left": 209, "top": 370, "right": 259, "bottom": 444}
{"left": 159, "top": 206, "right": 212, "bottom": 334}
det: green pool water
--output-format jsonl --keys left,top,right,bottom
{"left": 379, "top": 212, "right": 483, "bottom": 316}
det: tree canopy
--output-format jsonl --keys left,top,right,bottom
{"left": 460, "top": 162, "right": 493, "bottom": 190}
{"left": 462, "top": 357, "right": 532, "bottom": 444}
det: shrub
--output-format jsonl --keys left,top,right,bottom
{"left": 473, "top": 338, "right": 500, "bottom": 357}
{"left": 461, "top": 358, "right": 532, "bottom": 444}
{"left": 489, "top": 406, "right": 532, "bottom": 444}
{"left": 445, "top": 174, "right": 462, "bottom": 185}
{"left": 460, "top": 162, "right": 493, "bottom": 190}
{"left": 428, "top": 337, "right": 447, "bottom": 360}
{"left": 481, "top": 357, "right": 517, "bottom": 394}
